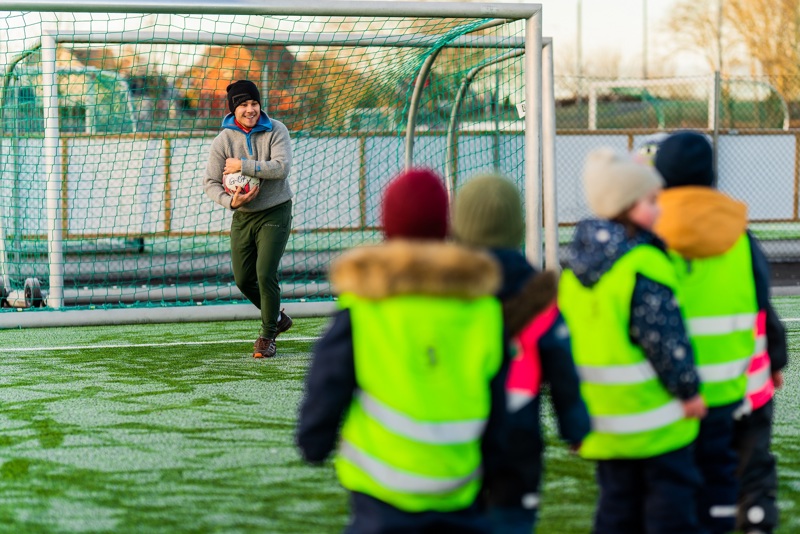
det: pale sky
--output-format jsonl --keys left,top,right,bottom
{"left": 531, "top": 0, "right": 709, "bottom": 77}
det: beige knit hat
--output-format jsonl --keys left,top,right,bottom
{"left": 583, "top": 147, "right": 664, "bottom": 219}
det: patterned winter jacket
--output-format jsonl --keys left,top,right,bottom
{"left": 566, "top": 219, "right": 701, "bottom": 400}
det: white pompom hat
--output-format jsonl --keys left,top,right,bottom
{"left": 583, "top": 147, "right": 664, "bottom": 219}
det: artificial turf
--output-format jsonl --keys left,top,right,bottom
{"left": 0, "top": 306, "right": 797, "bottom": 533}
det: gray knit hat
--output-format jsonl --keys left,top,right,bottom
{"left": 583, "top": 148, "right": 664, "bottom": 219}
{"left": 452, "top": 173, "right": 525, "bottom": 249}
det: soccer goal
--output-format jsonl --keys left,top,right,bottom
{"left": 0, "top": 0, "right": 549, "bottom": 327}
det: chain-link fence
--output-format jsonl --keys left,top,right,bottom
{"left": 552, "top": 75, "right": 800, "bottom": 264}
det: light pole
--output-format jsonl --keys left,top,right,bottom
{"left": 577, "top": 0, "right": 583, "bottom": 102}
{"left": 643, "top": 0, "right": 648, "bottom": 79}
{"left": 717, "top": 0, "right": 723, "bottom": 73}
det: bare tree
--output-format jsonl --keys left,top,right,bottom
{"left": 584, "top": 48, "right": 623, "bottom": 79}
{"left": 666, "top": 0, "right": 731, "bottom": 72}
{"left": 725, "top": 0, "right": 800, "bottom": 97}
{"left": 667, "top": 0, "right": 800, "bottom": 98}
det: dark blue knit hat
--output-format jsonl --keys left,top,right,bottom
{"left": 654, "top": 131, "right": 715, "bottom": 188}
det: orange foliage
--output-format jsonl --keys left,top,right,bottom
{"left": 181, "top": 45, "right": 299, "bottom": 124}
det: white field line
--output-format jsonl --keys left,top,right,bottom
{"left": 3, "top": 316, "right": 800, "bottom": 353}
{"left": 0, "top": 336, "right": 320, "bottom": 353}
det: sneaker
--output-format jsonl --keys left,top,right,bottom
{"left": 253, "top": 337, "right": 276, "bottom": 358}
{"left": 276, "top": 308, "right": 293, "bottom": 336}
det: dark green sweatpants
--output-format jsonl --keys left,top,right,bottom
{"left": 230, "top": 200, "right": 292, "bottom": 339}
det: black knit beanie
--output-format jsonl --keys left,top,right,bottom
{"left": 226, "top": 80, "right": 261, "bottom": 113}
{"left": 654, "top": 131, "right": 715, "bottom": 188}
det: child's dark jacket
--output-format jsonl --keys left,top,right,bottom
{"left": 483, "top": 248, "right": 590, "bottom": 508}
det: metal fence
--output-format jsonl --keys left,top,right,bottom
{"left": 555, "top": 75, "right": 793, "bottom": 130}
{"left": 551, "top": 74, "right": 800, "bottom": 264}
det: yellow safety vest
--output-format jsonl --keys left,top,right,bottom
{"left": 669, "top": 234, "right": 756, "bottom": 407}
{"left": 335, "top": 292, "right": 503, "bottom": 512}
{"left": 559, "top": 245, "right": 699, "bottom": 460}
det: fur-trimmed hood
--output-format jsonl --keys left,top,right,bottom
{"left": 330, "top": 240, "right": 501, "bottom": 299}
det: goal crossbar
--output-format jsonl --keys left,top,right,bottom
{"left": 3, "top": 0, "right": 541, "bottom": 19}
{"left": 53, "top": 30, "right": 526, "bottom": 49}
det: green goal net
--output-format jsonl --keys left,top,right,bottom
{"left": 0, "top": 4, "right": 537, "bottom": 317}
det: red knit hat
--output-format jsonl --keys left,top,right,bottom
{"left": 381, "top": 168, "right": 449, "bottom": 240}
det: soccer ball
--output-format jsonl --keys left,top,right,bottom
{"left": 633, "top": 133, "right": 668, "bottom": 166}
{"left": 636, "top": 141, "right": 660, "bottom": 164}
{"left": 223, "top": 172, "right": 260, "bottom": 195}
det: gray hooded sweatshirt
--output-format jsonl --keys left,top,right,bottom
{"left": 203, "top": 111, "right": 293, "bottom": 212}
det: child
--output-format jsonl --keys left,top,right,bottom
{"left": 654, "top": 131, "right": 788, "bottom": 534}
{"left": 296, "top": 168, "right": 509, "bottom": 534}
{"left": 558, "top": 148, "right": 707, "bottom": 534}
{"left": 451, "top": 172, "right": 590, "bottom": 533}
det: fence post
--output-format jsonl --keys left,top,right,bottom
{"left": 712, "top": 71, "right": 721, "bottom": 187}
{"left": 588, "top": 85, "right": 597, "bottom": 130}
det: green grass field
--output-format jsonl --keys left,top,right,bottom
{"left": 0, "top": 300, "right": 798, "bottom": 533}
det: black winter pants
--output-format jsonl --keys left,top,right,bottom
{"left": 733, "top": 399, "right": 778, "bottom": 534}
{"left": 593, "top": 445, "right": 704, "bottom": 534}
{"left": 230, "top": 200, "right": 292, "bottom": 339}
{"left": 345, "top": 492, "right": 491, "bottom": 534}
{"left": 695, "top": 402, "right": 740, "bottom": 534}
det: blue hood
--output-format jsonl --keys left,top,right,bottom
{"left": 566, "top": 219, "right": 666, "bottom": 288}
{"left": 221, "top": 110, "right": 273, "bottom": 133}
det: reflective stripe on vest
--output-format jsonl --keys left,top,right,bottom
{"left": 558, "top": 244, "right": 699, "bottom": 460}
{"left": 575, "top": 361, "right": 685, "bottom": 433}
{"left": 339, "top": 441, "right": 481, "bottom": 494}
{"left": 335, "top": 293, "right": 503, "bottom": 512}
{"left": 577, "top": 361, "right": 655, "bottom": 384}
{"left": 591, "top": 399, "right": 685, "bottom": 434}
{"left": 696, "top": 357, "right": 751, "bottom": 383}
{"left": 688, "top": 313, "right": 756, "bottom": 336}
{"left": 747, "top": 364, "right": 771, "bottom": 394}
{"left": 670, "top": 234, "right": 757, "bottom": 407}
{"left": 575, "top": 356, "right": 752, "bottom": 400}
{"left": 507, "top": 392, "right": 533, "bottom": 412}
{"left": 358, "top": 390, "right": 486, "bottom": 445}
{"left": 746, "top": 310, "right": 775, "bottom": 411}
{"left": 755, "top": 334, "right": 767, "bottom": 356}
{"left": 687, "top": 312, "right": 754, "bottom": 383}
{"left": 709, "top": 505, "right": 738, "bottom": 518}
